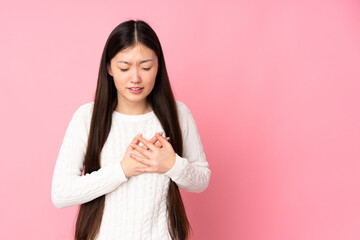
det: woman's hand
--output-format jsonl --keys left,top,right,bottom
{"left": 121, "top": 132, "right": 170, "bottom": 178}
{"left": 129, "top": 133, "right": 176, "bottom": 174}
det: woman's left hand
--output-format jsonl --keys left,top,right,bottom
{"left": 129, "top": 133, "right": 176, "bottom": 174}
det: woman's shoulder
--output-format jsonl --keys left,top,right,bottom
{"left": 175, "top": 99, "right": 194, "bottom": 124}
{"left": 76, "top": 101, "right": 94, "bottom": 113}
{"left": 175, "top": 99, "right": 190, "bottom": 114}
{"left": 71, "top": 101, "right": 94, "bottom": 121}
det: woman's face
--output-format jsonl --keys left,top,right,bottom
{"left": 107, "top": 43, "right": 158, "bottom": 107}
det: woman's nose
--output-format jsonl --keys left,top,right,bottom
{"left": 131, "top": 67, "right": 141, "bottom": 83}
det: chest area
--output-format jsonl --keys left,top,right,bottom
{"left": 100, "top": 118, "right": 166, "bottom": 167}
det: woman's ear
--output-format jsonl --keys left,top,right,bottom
{"left": 107, "top": 64, "right": 113, "bottom": 76}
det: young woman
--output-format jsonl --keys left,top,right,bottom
{"left": 51, "top": 19, "right": 211, "bottom": 240}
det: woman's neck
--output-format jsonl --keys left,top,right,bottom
{"left": 115, "top": 101, "right": 152, "bottom": 115}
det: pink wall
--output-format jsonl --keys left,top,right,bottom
{"left": 1, "top": 0, "right": 359, "bottom": 239}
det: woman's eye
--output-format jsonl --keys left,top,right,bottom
{"left": 120, "top": 68, "right": 151, "bottom": 72}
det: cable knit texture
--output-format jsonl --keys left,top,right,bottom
{"left": 51, "top": 100, "right": 211, "bottom": 240}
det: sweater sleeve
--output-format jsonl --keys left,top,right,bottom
{"left": 51, "top": 104, "right": 128, "bottom": 209}
{"left": 163, "top": 102, "right": 211, "bottom": 193}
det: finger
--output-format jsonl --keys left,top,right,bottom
{"left": 154, "top": 141, "right": 162, "bottom": 148}
{"left": 130, "top": 133, "right": 153, "bottom": 150}
{"left": 129, "top": 133, "right": 142, "bottom": 149}
{"left": 154, "top": 137, "right": 169, "bottom": 148}
{"left": 149, "top": 132, "right": 163, "bottom": 145}
{"left": 129, "top": 153, "right": 151, "bottom": 166}
{"left": 155, "top": 133, "right": 170, "bottom": 147}
{"left": 131, "top": 132, "right": 164, "bottom": 150}
{"left": 129, "top": 151, "right": 143, "bottom": 159}
{"left": 129, "top": 143, "right": 149, "bottom": 157}
{"left": 136, "top": 134, "right": 157, "bottom": 151}
{"left": 149, "top": 135, "right": 157, "bottom": 144}
{"left": 138, "top": 132, "right": 163, "bottom": 150}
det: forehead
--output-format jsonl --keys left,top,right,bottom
{"left": 113, "top": 43, "right": 156, "bottom": 61}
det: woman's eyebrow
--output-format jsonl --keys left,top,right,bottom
{"left": 116, "top": 59, "right": 153, "bottom": 64}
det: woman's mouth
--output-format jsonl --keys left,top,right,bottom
{"left": 128, "top": 87, "right": 143, "bottom": 94}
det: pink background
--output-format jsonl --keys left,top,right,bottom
{"left": 1, "top": 0, "right": 359, "bottom": 239}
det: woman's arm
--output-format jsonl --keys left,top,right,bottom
{"left": 51, "top": 104, "right": 128, "bottom": 209}
{"left": 164, "top": 101, "right": 211, "bottom": 193}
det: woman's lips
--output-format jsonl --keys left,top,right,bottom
{"left": 128, "top": 88, "right": 143, "bottom": 94}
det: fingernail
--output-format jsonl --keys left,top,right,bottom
{"left": 158, "top": 131, "right": 163, "bottom": 135}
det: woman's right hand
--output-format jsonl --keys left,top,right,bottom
{"left": 120, "top": 132, "right": 170, "bottom": 178}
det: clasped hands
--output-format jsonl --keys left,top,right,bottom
{"left": 120, "top": 132, "right": 176, "bottom": 179}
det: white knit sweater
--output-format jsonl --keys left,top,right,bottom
{"left": 51, "top": 100, "right": 211, "bottom": 240}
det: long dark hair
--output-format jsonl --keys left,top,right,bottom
{"left": 74, "top": 20, "right": 191, "bottom": 240}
